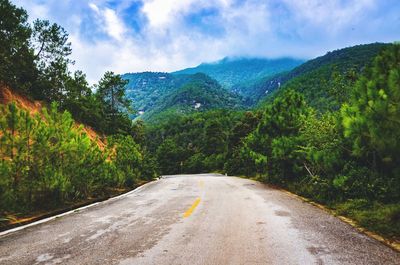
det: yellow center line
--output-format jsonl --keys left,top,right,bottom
{"left": 183, "top": 197, "right": 201, "bottom": 218}
{"left": 198, "top": 180, "right": 204, "bottom": 188}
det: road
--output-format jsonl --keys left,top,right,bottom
{"left": 0, "top": 174, "right": 399, "bottom": 265}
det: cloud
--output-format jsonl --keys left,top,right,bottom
{"left": 12, "top": 0, "right": 400, "bottom": 83}
{"left": 89, "top": 3, "right": 126, "bottom": 41}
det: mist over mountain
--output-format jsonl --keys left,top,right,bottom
{"left": 173, "top": 57, "right": 304, "bottom": 90}
{"left": 122, "top": 44, "right": 387, "bottom": 120}
{"left": 123, "top": 57, "right": 304, "bottom": 119}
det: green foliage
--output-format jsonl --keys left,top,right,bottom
{"left": 147, "top": 110, "right": 242, "bottom": 174}
{"left": 96, "top": 71, "right": 133, "bottom": 134}
{"left": 156, "top": 138, "right": 186, "bottom": 174}
{"left": 173, "top": 57, "right": 304, "bottom": 101}
{"left": 108, "top": 135, "right": 143, "bottom": 187}
{"left": 0, "top": 0, "right": 36, "bottom": 92}
{"left": 340, "top": 44, "right": 400, "bottom": 202}
{"left": 31, "top": 19, "right": 72, "bottom": 101}
{"left": 299, "top": 111, "right": 344, "bottom": 178}
{"left": 122, "top": 72, "right": 196, "bottom": 115}
{"left": 123, "top": 58, "right": 303, "bottom": 118}
{"left": 0, "top": 103, "right": 156, "bottom": 214}
{"left": 334, "top": 200, "right": 400, "bottom": 239}
{"left": 222, "top": 47, "right": 400, "bottom": 240}
{"left": 341, "top": 45, "right": 400, "bottom": 166}
{"left": 233, "top": 90, "right": 310, "bottom": 184}
{"left": 0, "top": 2, "right": 134, "bottom": 136}
{"left": 128, "top": 73, "right": 244, "bottom": 122}
{"left": 259, "top": 43, "right": 390, "bottom": 111}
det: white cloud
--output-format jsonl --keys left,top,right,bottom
{"left": 103, "top": 8, "right": 126, "bottom": 41}
{"left": 141, "top": 0, "right": 219, "bottom": 27}
{"left": 89, "top": 3, "right": 126, "bottom": 41}
{"left": 68, "top": 0, "right": 276, "bottom": 82}
{"left": 89, "top": 3, "right": 100, "bottom": 13}
{"left": 282, "top": 0, "right": 375, "bottom": 33}
{"left": 12, "top": 0, "right": 400, "bottom": 83}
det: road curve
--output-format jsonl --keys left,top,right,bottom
{"left": 0, "top": 174, "right": 398, "bottom": 265}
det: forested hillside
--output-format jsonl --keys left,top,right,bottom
{"left": 258, "top": 43, "right": 390, "bottom": 110}
{"left": 140, "top": 73, "right": 244, "bottom": 122}
{"left": 122, "top": 58, "right": 303, "bottom": 116}
{"left": 122, "top": 72, "right": 244, "bottom": 120}
{"left": 0, "top": 0, "right": 157, "bottom": 223}
{"left": 173, "top": 57, "right": 304, "bottom": 91}
{"left": 124, "top": 45, "right": 385, "bottom": 111}
{"left": 122, "top": 72, "right": 192, "bottom": 116}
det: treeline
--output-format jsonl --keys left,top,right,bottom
{"left": 0, "top": 0, "right": 157, "bottom": 216}
{"left": 148, "top": 45, "right": 400, "bottom": 238}
{"left": 146, "top": 110, "right": 260, "bottom": 174}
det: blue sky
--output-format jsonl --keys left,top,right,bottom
{"left": 14, "top": 0, "right": 400, "bottom": 83}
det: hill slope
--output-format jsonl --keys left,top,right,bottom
{"left": 172, "top": 57, "right": 304, "bottom": 98}
{"left": 257, "top": 43, "right": 391, "bottom": 110}
{"left": 0, "top": 86, "right": 105, "bottom": 148}
{"left": 122, "top": 72, "right": 195, "bottom": 114}
{"left": 123, "top": 43, "right": 390, "bottom": 117}
{"left": 123, "top": 72, "right": 244, "bottom": 120}
{"left": 140, "top": 73, "right": 243, "bottom": 122}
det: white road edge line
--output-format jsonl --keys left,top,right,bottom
{"left": 0, "top": 178, "right": 160, "bottom": 238}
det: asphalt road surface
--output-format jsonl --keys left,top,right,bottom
{"left": 0, "top": 174, "right": 399, "bottom": 265}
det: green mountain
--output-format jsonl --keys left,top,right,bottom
{"left": 123, "top": 44, "right": 389, "bottom": 120}
{"left": 122, "top": 72, "right": 193, "bottom": 114}
{"left": 139, "top": 73, "right": 243, "bottom": 122}
{"left": 257, "top": 43, "right": 391, "bottom": 110}
{"left": 172, "top": 57, "right": 304, "bottom": 99}
{"left": 122, "top": 72, "right": 244, "bottom": 121}
{"left": 123, "top": 58, "right": 303, "bottom": 114}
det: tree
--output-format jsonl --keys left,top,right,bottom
{"left": 108, "top": 135, "right": 143, "bottom": 187}
{"left": 130, "top": 119, "right": 146, "bottom": 145}
{"left": 96, "top": 71, "right": 132, "bottom": 134}
{"left": 202, "top": 118, "right": 227, "bottom": 155}
{"left": 241, "top": 90, "right": 310, "bottom": 183}
{"left": 62, "top": 71, "right": 104, "bottom": 130}
{"left": 156, "top": 138, "right": 186, "bottom": 174}
{"left": 31, "top": 19, "right": 72, "bottom": 101}
{"left": 0, "top": 0, "right": 36, "bottom": 91}
{"left": 32, "top": 19, "right": 72, "bottom": 65}
{"left": 341, "top": 45, "right": 400, "bottom": 198}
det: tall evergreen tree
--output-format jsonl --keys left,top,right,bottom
{"left": 31, "top": 19, "right": 72, "bottom": 101}
{"left": 341, "top": 45, "right": 400, "bottom": 170}
{"left": 96, "top": 71, "right": 132, "bottom": 134}
{"left": 0, "top": 0, "right": 36, "bottom": 92}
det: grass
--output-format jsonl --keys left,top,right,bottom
{"left": 333, "top": 199, "right": 400, "bottom": 241}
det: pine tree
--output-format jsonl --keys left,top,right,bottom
{"left": 341, "top": 45, "right": 400, "bottom": 172}
{"left": 96, "top": 71, "right": 132, "bottom": 134}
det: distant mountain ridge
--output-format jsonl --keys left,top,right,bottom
{"left": 122, "top": 57, "right": 304, "bottom": 119}
{"left": 122, "top": 72, "right": 244, "bottom": 121}
{"left": 172, "top": 57, "right": 304, "bottom": 96}
{"left": 141, "top": 73, "right": 243, "bottom": 122}
{"left": 122, "top": 43, "right": 390, "bottom": 121}
{"left": 122, "top": 72, "right": 191, "bottom": 113}
{"left": 257, "top": 42, "right": 391, "bottom": 111}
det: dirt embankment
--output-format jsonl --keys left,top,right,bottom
{"left": 0, "top": 85, "right": 106, "bottom": 149}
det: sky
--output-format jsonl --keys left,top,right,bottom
{"left": 14, "top": 0, "right": 400, "bottom": 83}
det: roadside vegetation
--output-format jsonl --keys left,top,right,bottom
{"left": 0, "top": 0, "right": 157, "bottom": 223}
